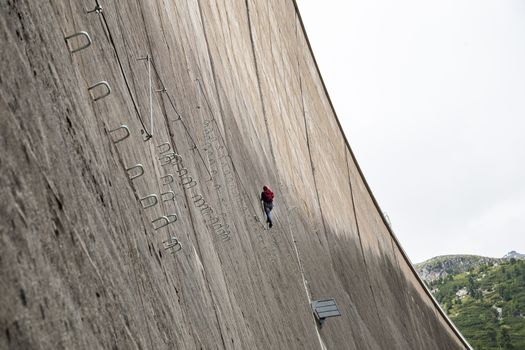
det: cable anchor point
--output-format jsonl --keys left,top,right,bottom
{"left": 86, "top": 4, "right": 103, "bottom": 14}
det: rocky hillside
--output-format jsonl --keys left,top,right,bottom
{"left": 426, "top": 258, "right": 525, "bottom": 350}
{"left": 416, "top": 255, "right": 499, "bottom": 283}
{"left": 503, "top": 251, "right": 525, "bottom": 260}
{"left": 415, "top": 252, "right": 524, "bottom": 283}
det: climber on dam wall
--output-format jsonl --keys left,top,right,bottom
{"left": 261, "top": 186, "right": 274, "bottom": 228}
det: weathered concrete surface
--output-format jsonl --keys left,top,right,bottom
{"left": 0, "top": 0, "right": 470, "bottom": 349}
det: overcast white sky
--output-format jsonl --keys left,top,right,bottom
{"left": 297, "top": 0, "right": 525, "bottom": 263}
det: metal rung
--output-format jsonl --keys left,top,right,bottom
{"left": 182, "top": 176, "right": 197, "bottom": 189}
{"left": 64, "top": 31, "right": 92, "bottom": 53}
{"left": 151, "top": 214, "right": 177, "bottom": 230}
{"left": 88, "top": 81, "right": 111, "bottom": 101}
{"left": 157, "top": 142, "right": 172, "bottom": 155}
{"left": 159, "top": 153, "right": 175, "bottom": 166}
{"left": 126, "top": 164, "right": 144, "bottom": 180}
{"left": 163, "top": 236, "right": 182, "bottom": 253}
{"left": 161, "top": 174, "right": 174, "bottom": 185}
{"left": 194, "top": 196, "right": 206, "bottom": 208}
{"left": 108, "top": 125, "right": 130, "bottom": 144}
{"left": 159, "top": 152, "right": 183, "bottom": 166}
{"left": 208, "top": 216, "right": 220, "bottom": 226}
{"left": 201, "top": 206, "right": 213, "bottom": 215}
{"left": 177, "top": 168, "right": 188, "bottom": 177}
{"left": 211, "top": 220, "right": 228, "bottom": 230}
{"left": 161, "top": 191, "right": 175, "bottom": 202}
{"left": 217, "top": 229, "right": 230, "bottom": 241}
{"left": 198, "top": 202, "right": 210, "bottom": 211}
{"left": 139, "top": 194, "right": 158, "bottom": 209}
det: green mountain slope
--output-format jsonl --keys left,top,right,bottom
{"left": 425, "top": 258, "right": 525, "bottom": 349}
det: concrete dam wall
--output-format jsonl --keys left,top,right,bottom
{"left": 0, "top": 0, "right": 470, "bottom": 349}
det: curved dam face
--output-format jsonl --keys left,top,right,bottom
{"left": 0, "top": 1, "right": 469, "bottom": 349}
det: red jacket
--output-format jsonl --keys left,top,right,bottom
{"left": 261, "top": 186, "right": 274, "bottom": 203}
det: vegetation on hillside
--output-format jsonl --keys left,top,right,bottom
{"left": 427, "top": 259, "right": 525, "bottom": 349}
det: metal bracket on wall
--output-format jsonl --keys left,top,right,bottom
{"left": 218, "top": 230, "right": 231, "bottom": 241}
{"left": 181, "top": 176, "right": 197, "bottom": 189}
{"left": 152, "top": 214, "right": 178, "bottom": 230}
{"left": 126, "top": 164, "right": 144, "bottom": 180}
{"left": 163, "top": 236, "right": 182, "bottom": 254}
{"left": 201, "top": 206, "right": 213, "bottom": 215}
{"left": 159, "top": 152, "right": 183, "bottom": 166}
{"left": 161, "top": 174, "right": 174, "bottom": 186}
{"left": 64, "top": 31, "right": 92, "bottom": 53}
{"left": 311, "top": 299, "right": 341, "bottom": 328}
{"left": 88, "top": 81, "right": 111, "bottom": 101}
{"left": 192, "top": 194, "right": 206, "bottom": 207}
{"left": 107, "top": 125, "right": 130, "bottom": 144}
{"left": 177, "top": 168, "right": 188, "bottom": 177}
{"left": 139, "top": 194, "right": 158, "bottom": 209}
{"left": 157, "top": 142, "right": 172, "bottom": 155}
{"left": 159, "top": 153, "right": 175, "bottom": 166}
{"left": 161, "top": 191, "right": 175, "bottom": 202}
